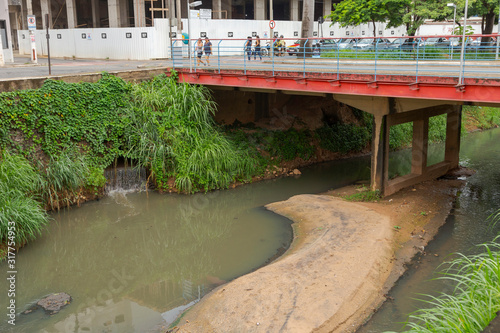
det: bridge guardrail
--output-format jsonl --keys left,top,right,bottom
{"left": 171, "top": 34, "right": 500, "bottom": 82}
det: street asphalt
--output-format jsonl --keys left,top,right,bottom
{"left": 0, "top": 52, "right": 173, "bottom": 80}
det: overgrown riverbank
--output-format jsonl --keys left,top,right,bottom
{"left": 1, "top": 72, "right": 500, "bottom": 259}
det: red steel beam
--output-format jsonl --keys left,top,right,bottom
{"left": 173, "top": 69, "right": 500, "bottom": 105}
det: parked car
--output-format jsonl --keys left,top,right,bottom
{"left": 469, "top": 37, "right": 497, "bottom": 49}
{"left": 312, "top": 39, "right": 339, "bottom": 53}
{"left": 351, "top": 38, "right": 392, "bottom": 50}
{"left": 388, "top": 38, "right": 418, "bottom": 50}
{"left": 286, "top": 40, "right": 301, "bottom": 56}
{"left": 288, "top": 39, "right": 339, "bottom": 56}
{"left": 418, "top": 37, "right": 450, "bottom": 48}
{"left": 337, "top": 38, "right": 359, "bottom": 50}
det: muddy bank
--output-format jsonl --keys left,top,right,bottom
{"left": 174, "top": 175, "right": 467, "bottom": 333}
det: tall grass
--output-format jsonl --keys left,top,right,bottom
{"left": 125, "top": 73, "right": 258, "bottom": 193}
{"left": 39, "top": 150, "right": 89, "bottom": 210}
{"left": 0, "top": 151, "right": 47, "bottom": 245}
{"left": 388, "top": 234, "right": 500, "bottom": 333}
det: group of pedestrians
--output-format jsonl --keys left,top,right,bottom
{"left": 195, "top": 37, "right": 212, "bottom": 66}
{"left": 245, "top": 36, "right": 262, "bottom": 61}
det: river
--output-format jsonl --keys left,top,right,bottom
{"left": 0, "top": 149, "right": 371, "bottom": 332}
{"left": 1, "top": 127, "right": 498, "bottom": 332}
{"left": 358, "top": 127, "right": 500, "bottom": 332}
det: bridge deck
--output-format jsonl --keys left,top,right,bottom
{"left": 172, "top": 35, "right": 500, "bottom": 105}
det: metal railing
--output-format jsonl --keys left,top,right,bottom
{"left": 171, "top": 34, "right": 500, "bottom": 82}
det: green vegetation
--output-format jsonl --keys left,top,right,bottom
{"left": 323, "top": 48, "right": 499, "bottom": 61}
{"left": 388, "top": 236, "right": 500, "bottom": 333}
{"left": 0, "top": 151, "right": 47, "bottom": 245}
{"left": 343, "top": 186, "right": 381, "bottom": 202}
{"left": 124, "top": 74, "right": 257, "bottom": 193}
{"left": 316, "top": 122, "right": 371, "bottom": 154}
{"left": 463, "top": 105, "right": 500, "bottom": 131}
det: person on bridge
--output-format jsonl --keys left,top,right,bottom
{"left": 254, "top": 36, "right": 262, "bottom": 60}
{"left": 204, "top": 37, "right": 212, "bottom": 66}
{"left": 195, "top": 38, "right": 205, "bottom": 66}
{"left": 245, "top": 36, "right": 253, "bottom": 61}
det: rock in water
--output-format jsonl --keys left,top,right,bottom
{"left": 23, "top": 292, "right": 72, "bottom": 315}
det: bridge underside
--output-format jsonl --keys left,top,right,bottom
{"left": 174, "top": 70, "right": 487, "bottom": 196}
{"left": 337, "top": 96, "right": 461, "bottom": 196}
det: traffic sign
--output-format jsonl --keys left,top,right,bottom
{"left": 269, "top": 20, "right": 276, "bottom": 29}
{"left": 27, "top": 15, "right": 36, "bottom": 30}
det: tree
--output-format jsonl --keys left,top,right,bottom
{"left": 328, "top": 0, "right": 407, "bottom": 37}
{"left": 299, "top": 0, "right": 315, "bottom": 58}
{"left": 469, "top": 0, "right": 499, "bottom": 46}
{"left": 328, "top": 0, "right": 455, "bottom": 38}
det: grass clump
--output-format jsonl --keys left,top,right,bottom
{"left": 343, "top": 186, "right": 381, "bottom": 202}
{"left": 388, "top": 233, "right": 500, "bottom": 332}
{"left": 0, "top": 151, "right": 47, "bottom": 245}
{"left": 125, "top": 73, "right": 258, "bottom": 193}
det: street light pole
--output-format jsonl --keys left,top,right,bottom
{"left": 496, "top": 0, "right": 500, "bottom": 60}
{"left": 187, "top": 0, "right": 202, "bottom": 72}
{"left": 458, "top": 0, "right": 469, "bottom": 86}
{"left": 188, "top": 0, "right": 192, "bottom": 72}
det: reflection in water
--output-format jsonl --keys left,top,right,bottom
{"left": 1, "top": 155, "right": 372, "bottom": 332}
{"left": 358, "top": 128, "right": 500, "bottom": 333}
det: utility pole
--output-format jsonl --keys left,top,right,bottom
{"left": 269, "top": 0, "right": 273, "bottom": 39}
{"left": 496, "top": 0, "right": 500, "bottom": 60}
{"left": 458, "top": 0, "right": 469, "bottom": 86}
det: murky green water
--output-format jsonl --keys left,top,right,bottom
{"left": 4, "top": 127, "right": 497, "bottom": 333}
{"left": 1, "top": 153, "right": 372, "bottom": 332}
{"left": 358, "top": 128, "right": 500, "bottom": 333}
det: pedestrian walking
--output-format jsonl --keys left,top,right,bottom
{"left": 245, "top": 36, "right": 252, "bottom": 61}
{"left": 195, "top": 38, "right": 205, "bottom": 66}
{"left": 254, "top": 36, "right": 262, "bottom": 60}
{"left": 204, "top": 37, "right": 212, "bottom": 66}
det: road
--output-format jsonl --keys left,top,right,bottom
{"left": 3, "top": 52, "right": 500, "bottom": 82}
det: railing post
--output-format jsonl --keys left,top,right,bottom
{"left": 272, "top": 39, "right": 276, "bottom": 76}
{"left": 374, "top": 37, "right": 378, "bottom": 81}
{"left": 336, "top": 39, "right": 340, "bottom": 80}
{"left": 217, "top": 40, "right": 222, "bottom": 73}
{"left": 303, "top": 38, "right": 308, "bottom": 78}
{"left": 243, "top": 40, "right": 247, "bottom": 75}
{"left": 415, "top": 37, "right": 421, "bottom": 83}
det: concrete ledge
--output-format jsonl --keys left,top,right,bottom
{"left": 0, "top": 67, "right": 170, "bottom": 92}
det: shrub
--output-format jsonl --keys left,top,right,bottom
{"left": 269, "top": 129, "right": 314, "bottom": 161}
{"left": 0, "top": 151, "right": 47, "bottom": 245}
{"left": 125, "top": 73, "right": 259, "bottom": 193}
{"left": 316, "top": 123, "right": 370, "bottom": 154}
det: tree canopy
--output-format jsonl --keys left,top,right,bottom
{"left": 328, "top": 0, "right": 406, "bottom": 37}
{"left": 327, "top": 0, "right": 471, "bottom": 37}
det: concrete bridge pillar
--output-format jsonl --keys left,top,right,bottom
{"left": 66, "top": 0, "right": 78, "bottom": 29}
{"left": 40, "top": 0, "right": 53, "bottom": 28}
{"left": 108, "top": 0, "right": 122, "bottom": 27}
{"left": 334, "top": 94, "right": 462, "bottom": 196}
{"left": 91, "top": 0, "right": 101, "bottom": 28}
{"left": 371, "top": 114, "right": 388, "bottom": 193}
